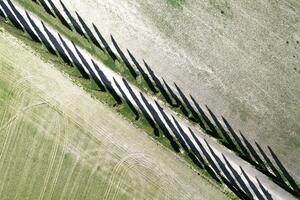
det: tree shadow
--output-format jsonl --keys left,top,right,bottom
{"left": 189, "top": 129, "right": 222, "bottom": 183}
{"left": 37, "top": 0, "right": 55, "bottom": 17}
{"left": 162, "top": 79, "right": 180, "bottom": 107}
{"left": 122, "top": 78, "right": 159, "bottom": 136}
{"left": 174, "top": 83, "right": 201, "bottom": 122}
{"left": 91, "top": 60, "right": 122, "bottom": 105}
{"left": 140, "top": 93, "right": 170, "bottom": 136}
{"left": 255, "top": 142, "right": 285, "bottom": 184}
{"left": 92, "top": 23, "right": 116, "bottom": 60}
{"left": 47, "top": 0, "right": 72, "bottom": 31}
{"left": 206, "top": 105, "right": 237, "bottom": 151}
{"left": 153, "top": 101, "right": 180, "bottom": 153}
{"left": 222, "top": 154, "right": 254, "bottom": 198}
{"left": 144, "top": 61, "right": 174, "bottom": 105}
{"left": 113, "top": 77, "right": 139, "bottom": 120}
{"left": 7, "top": 0, "right": 40, "bottom": 42}
{"left": 60, "top": 0, "right": 87, "bottom": 39}
{"left": 58, "top": 33, "right": 90, "bottom": 79}
{"left": 0, "top": 5, "right": 6, "bottom": 18}
{"left": 240, "top": 167, "right": 265, "bottom": 200}
{"left": 127, "top": 50, "right": 158, "bottom": 94}
{"left": 139, "top": 93, "right": 168, "bottom": 138}
{"left": 26, "top": 11, "right": 57, "bottom": 56}
{"left": 222, "top": 117, "right": 252, "bottom": 161}
{"left": 76, "top": 12, "right": 102, "bottom": 49}
{"left": 256, "top": 177, "right": 273, "bottom": 200}
{"left": 190, "top": 95, "right": 218, "bottom": 135}
{"left": 42, "top": 21, "right": 73, "bottom": 65}
{"left": 163, "top": 114, "right": 189, "bottom": 153}
{"left": 71, "top": 42, "right": 107, "bottom": 92}
{"left": 205, "top": 140, "right": 239, "bottom": 188}
{"left": 205, "top": 140, "right": 250, "bottom": 199}
{"left": 170, "top": 116, "right": 192, "bottom": 152}
{"left": 111, "top": 35, "right": 138, "bottom": 79}
{"left": 172, "top": 117, "right": 205, "bottom": 169}
{"left": 268, "top": 146, "right": 300, "bottom": 197}
{"left": 239, "top": 131, "right": 266, "bottom": 170}
{"left": 0, "top": 1, "right": 24, "bottom": 31}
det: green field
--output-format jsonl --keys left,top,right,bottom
{"left": 0, "top": 27, "right": 229, "bottom": 199}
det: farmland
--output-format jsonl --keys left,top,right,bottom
{"left": 0, "top": 29, "right": 227, "bottom": 199}
{"left": 0, "top": 0, "right": 299, "bottom": 199}
{"left": 46, "top": 0, "right": 300, "bottom": 182}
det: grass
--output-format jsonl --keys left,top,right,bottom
{"left": 18, "top": 0, "right": 300, "bottom": 196}
{"left": 0, "top": 62, "right": 105, "bottom": 200}
{"left": 0, "top": 6, "right": 239, "bottom": 199}
{"left": 0, "top": 73, "right": 132, "bottom": 199}
{"left": 0, "top": 23, "right": 230, "bottom": 200}
{"left": 167, "top": 0, "right": 185, "bottom": 7}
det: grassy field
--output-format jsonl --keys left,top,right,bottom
{"left": 167, "top": 0, "right": 185, "bottom": 7}
{"left": 46, "top": 0, "right": 300, "bottom": 182}
{"left": 0, "top": 26, "right": 230, "bottom": 199}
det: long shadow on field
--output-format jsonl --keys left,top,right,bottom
{"left": 26, "top": 11, "right": 58, "bottom": 56}
{"left": 58, "top": 33, "right": 90, "bottom": 79}
{"left": 60, "top": 0, "right": 87, "bottom": 39}
{"left": 38, "top": 0, "right": 55, "bottom": 17}
{"left": 47, "top": 0, "right": 72, "bottom": 31}
{"left": 76, "top": 12, "right": 102, "bottom": 50}
{"left": 93, "top": 24, "right": 117, "bottom": 60}
{"left": 7, "top": 0, "right": 40, "bottom": 42}
{"left": 154, "top": 101, "right": 182, "bottom": 153}
{"left": 0, "top": 1, "right": 24, "bottom": 31}
{"left": 190, "top": 95, "right": 219, "bottom": 136}
{"left": 189, "top": 129, "right": 222, "bottom": 182}
{"left": 205, "top": 140, "right": 251, "bottom": 200}
{"left": 91, "top": 60, "right": 122, "bottom": 105}
{"left": 268, "top": 146, "right": 300, "bottom": 197}
{"left": 255, "top": 142, "right": 299, "bottom": 197}
{"left": 162, "top": 79, "right": 181, "bottom": 108}
{"left": 172, "top": 117, "right": 205, "bottom": 169}
{"left": 0, "top": 5, "right": 6, "bottom": 18}
{"left": 122, "top": 78, "right": 159, "bottom": 136}
{"left": 71, "top": 42, "right": 107, "bottom": 91}
{"left": 113, "top": 78, "right": 139, "bottom": 120}
{"left": 111, "top": 35, "right": 138, "bottom": 79}
{"left": 139, "top": 93, "right": 167, "bottom": 138}
{"left": 222, "top": 155, "right": 254, "bottom": 198}
{"left": 42, "top": 21, "right": 73, "bottom": 65}
{"left": 206, "top": 105, "right": 237, "bottom": 151}
{"left": 169, "top": 116, "right": 191, "bottom": 153}
{"left": 256, "top": 178, "right": 273, "bottom": 200}
{"left": 174, "top": 83, "right": 202, "bottom": 122}
{"left": 154, "top": 102, "right": 185, "bottom": 153}
{"left": 239, "top": 131, "right": 266, "bottom": 170}
{"left": 144, "top": 61, "right": 175, "bottom": 106}
{"left": 240, "top": 167, "right": 265, "bottom": 200}
{"left": 222, "top": 117, "right": 253, "bottom": 162}
{"left": 255, "top": 142, "right": 286, "bottom": 183}
{"left": 127, "top": 50, "right": 158, "bottom": 94}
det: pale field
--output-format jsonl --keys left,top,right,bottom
{"left": 0, "top": 29, "right": 228, "bottom": 200}
{"left": 50, "top": 0, "right": 300, "bottom": 181}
